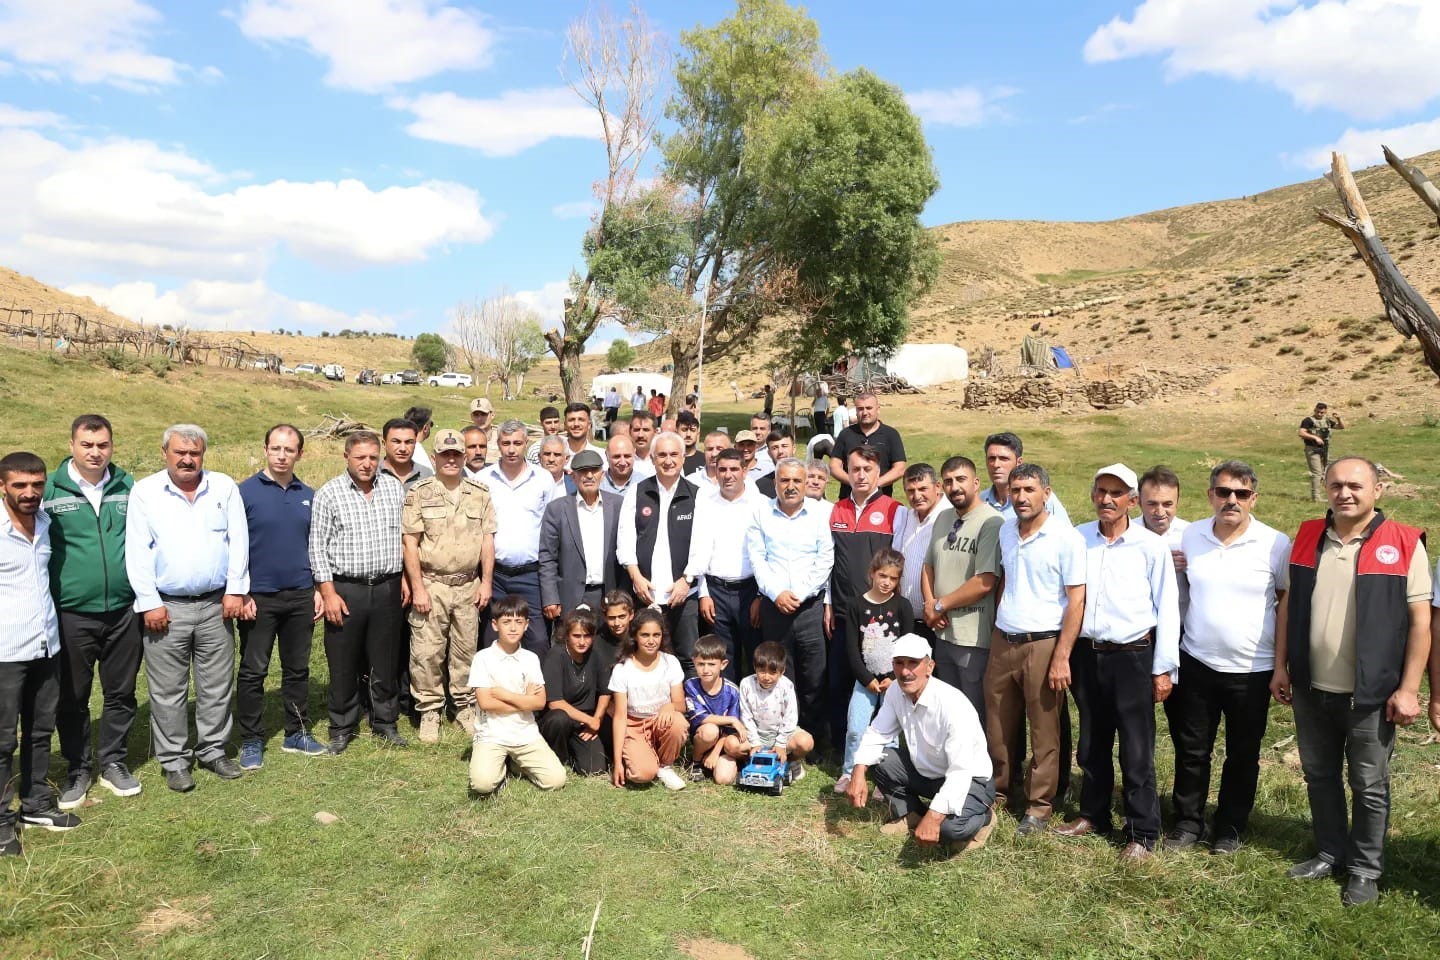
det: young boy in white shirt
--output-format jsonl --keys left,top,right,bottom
{"left": 467, "top": 596, "right": 567, "bottom": 796}
{"left": 738, "top": 641, "right": 815, "bottom": 782}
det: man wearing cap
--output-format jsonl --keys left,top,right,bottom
{"left": 540, "top": 450, "right": 622, "bottom": 620}
{"left": 1055, "top": 464, "right": 1179, "bottom": 861}
{"left": 468, "top": 399, "right": 500, "bottom": 465}
{"left": 1298, "top": 402, "right": 1344, "bottom": 503}
{"left": 986, "top": 462, "right": 1086, "bottom": 837}
{"left": 401, "top": 429, "right": 496, "bottom": 744}
{"left": 602, "top": 435, "right": 638, "bottom": 498}
{"left": 479, "top": 420, "right": 554, "bottom": 656}
{"left": 692, "top": 448, "right": 765, "bottom": 676}
{"left": 526, "top": 406, "right": 564, "bottom": 464}
{"left": 846, "top": 634, "right": 996, "bottom": 848}
{"left": 735, "top": 430, "right": 766, "bottom": 484}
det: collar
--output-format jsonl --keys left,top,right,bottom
{"left": 163, "top": 471, "right": 210, "bottom": 498}
{"left": 1324, "top": 508, "right": 1384, "bottom": 544}
{"left": 1, "top": 506, "right": 46, "bottom": 541}
{"left": 576, "top": 492, "right": 603, "bottom": 512}
{"left": 67, "top": 460, "right": 110, "bottom": 490}
{"left": 487, "top": 462, "right": 540, "bottom": 487}
{"left": 256, "top": 470, "right": 303, "bottom": 490}
{"left": 1203, "top": 514, "right": 1260, "bottom": 546}
{"left": 849, "top": 489, "right": 880, "bottom": 510}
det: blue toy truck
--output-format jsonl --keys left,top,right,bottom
{"left": 737, "top": 750, "right": 789, "bottom": 796}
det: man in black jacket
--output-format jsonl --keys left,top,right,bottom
{"left": 539, "top": 450, "right": 623, "bottom": 620}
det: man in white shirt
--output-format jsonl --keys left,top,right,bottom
{"left": 692, "top": 449, "right": 764, "bottom": 677}
{"left": 125, "top": 425, "right": 249, "bottom": 792}
{"left": 1055, "top": 464, "right": 1179, "bottom": 861}
{"left": 892, "top": 464, "right": 943, "bottom": 636}
{"left": 1139, "top": 465, "right": 1189, "bottom": 613}
{"left": 1168, "top": 459, "right": 1289, "bottom": 854}
{"left": 479, "top": 420, "right": 555, "bottom": 656}
{"left": 986, "top": 462, "right": 1085, "bottom": 837}
{"left": 562, "top": 402, "right": 605, "bottom": 471}
{"left": 627, "top": 410, "right": 658, "bottom": 479}
{"left": 846, "top": 634, "right": 995, "bottom": 848}
{"left": 687, "top": 431, "right": 732, "bottom": 491}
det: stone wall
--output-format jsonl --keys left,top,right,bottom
{"left": 962, "top": 367, "right": 1224, "bottom": 411}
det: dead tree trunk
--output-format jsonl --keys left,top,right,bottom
{"left": 1315, "top": 151, "right": 1440, "bottom": 378}
{"left": 1382, "top": 145, "right": 1440, "bottom": 225}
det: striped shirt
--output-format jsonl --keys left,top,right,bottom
{"left": 0, "top": 508, "right": 60, "bottom": 660}
{"left": 309, "top": 472, "right": 405, "bottom": 582}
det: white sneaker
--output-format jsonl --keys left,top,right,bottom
{"left": 833, "top": 773, "right": 851, "bottom": 794}
{"left": 655, "top": 766, "right": 687, "bottom": 791}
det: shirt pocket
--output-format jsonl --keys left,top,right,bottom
{"left": 420, "top": 505, "right": 450, "bottom": 537}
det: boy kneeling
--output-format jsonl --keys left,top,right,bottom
{"left": 467, "top": 596, "right": 566, "bottom": 796}
{"left": 684, "top": 635, "right": 747, "bottom": 784}
{"left": 738, "top": 641, "right": 815, "bottom": 782}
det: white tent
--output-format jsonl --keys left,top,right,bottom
{"left": 589, "top": 371, "right": 673, "bottom": 403}
{"left": 884, "top": 343, "right": 968, "bottom": 386}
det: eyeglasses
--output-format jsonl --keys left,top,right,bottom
{"left": 1212, "top": 486, "right": 1254, "bottom": 501}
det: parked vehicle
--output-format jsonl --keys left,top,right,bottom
{"left": 294, "top": 363, "right": 321, "bottom": 375}
{"left": 428, "top": 371, "right": 473, "bottom": 388}
{"left": 357, "top": 369, "right": 376, "bottom": 385}
{"left": 322, "top": 363, "right": 346, "bottom": 381}
{"left": 279, "top": 366, "right": 296, "bottom": 375}
{"left": 380, "top": 372, "right": 398, "bottom": 385}
{"left": 399, "top": 370, "right": 422, "bottom": 385}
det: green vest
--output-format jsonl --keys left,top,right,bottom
{"left": 42, "top": 458, "right": 135, "bottom": 613}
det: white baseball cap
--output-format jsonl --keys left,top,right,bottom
{"left": 891, "top": 633, "right": 932, "bottom": 662}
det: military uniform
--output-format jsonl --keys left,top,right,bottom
{"left": 402, "top": 474, "right": 497, "bottom": 733}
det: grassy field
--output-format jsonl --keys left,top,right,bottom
{"left": 1, "top": 347, "right": 1438, "bottom": 959}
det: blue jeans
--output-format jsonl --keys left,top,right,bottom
{"left": 843, "top": 682, "right": 894, "bottom": 774}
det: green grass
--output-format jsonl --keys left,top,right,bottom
{"left": 2, "top": 347, "right": 1439, "bottom": 959}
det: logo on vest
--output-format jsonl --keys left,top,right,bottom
{"left": 868, "top": 510, "right": 885, "bottom": 525}
{"left": 641, "top": 506, "right": 653, "bottom": 518}
{"left": 1375, "top": 544, "right": 1401, "bottom": 565}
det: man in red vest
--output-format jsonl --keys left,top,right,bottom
{"left": 1272, "top": 456, "right": 1432, "bottom": 907}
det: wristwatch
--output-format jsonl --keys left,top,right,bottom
{"left": 932, "top": 599, "right": 945, "bottom": 614}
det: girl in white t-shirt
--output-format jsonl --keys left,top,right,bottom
{"left": 608, "top": 608, "right": 688, "bottom": 790}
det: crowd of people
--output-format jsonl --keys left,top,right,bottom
{"left": 1, "top": 392, "right": 1435, "bottom": 909}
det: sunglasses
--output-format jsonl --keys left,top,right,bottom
{"left": 945, "top": 517, "right": 964, "bottom": 546}
{"left": 1211, "top": 486, "right": 1254, "bottom": 501}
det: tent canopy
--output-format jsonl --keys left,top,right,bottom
{"left": 883, "top": 343, "right": 969, "bottom": 386}
{"left": 589, "top": 371, "right": 672, "bottom": 402}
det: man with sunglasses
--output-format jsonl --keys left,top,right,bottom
{"left": 920, "top": 456, "right": 1003, "bottom": 719}
{"left": 1167, "top": 460, "right": 1290, "bottom": 855}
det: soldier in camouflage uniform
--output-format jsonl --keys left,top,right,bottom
{"left": 401, "top": 429, "right": 497, "bottom": 744}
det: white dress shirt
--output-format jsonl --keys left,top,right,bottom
{"left": 67, "top": 461, "right": 109, "bottom": 514}
{"left": 691, "top": 487, "right": 763, "bottom": 597}
{"left": 1181, "top": 516, "right": 1290, "bottom": 672}
{"left": 892, "top": 504, "right": 941, "bottom": 614}
{"left": 468, "top": 643, "right": 544, "bottom": 747}
{"left": 631, "top": 454, "right": 656, "bottom": 480}
{"left": 853, "top": 675, "right": 991, "bottom": 817}
{"left": 412, "top": 443, "right": 433, "bottom": 473}
{"left": 745, "top": 497, "right": 834, "bottom": 603}
{"left": 0, "top": 508, "right": 60, "bottom": 660}
{"left": 125, "top": 470, "right": 249, "bottom": 612}
{"left": 575, "top": 493, "right": 606, "bottom": 586}
{"left": 480, "top": 462, "right": 554, "bottom": 566}
{"left": 995, "top": 514, "right": 1086, "bottom": 633}
{"left": 1076, "top": 519, "right": 1180, "bottom": 678}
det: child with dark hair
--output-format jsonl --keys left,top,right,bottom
{"left": 597, "top": 589, "right": 635, "bottom": 666}
{"left": 684, "top": 634, "right": 745, "bottom": 784}
{"left": 607, "top": 608, "right": 687, "bottom": 790}
{"left": 738, "top": 641, "right": 814, "bottom": 782}
{"left": 539, "top": 608, "right": 611, "bottom": 776}
{"left": 837, "top": 548, "right": 912, "bottom": 793}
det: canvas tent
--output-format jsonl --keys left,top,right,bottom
{"left": 588, "top": 371, "right": 672, "bottom": 403}
{"left": 883, "top": 343, "right": 969, "bottom": 386}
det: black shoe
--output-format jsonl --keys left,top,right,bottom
{"left": 328, "top": 733, "right": 355, "bottom": 755}
{"left": 165, "top": 767, "right": 196, "bottom": 793}
{"left": 1210, "top": 835, "right": 1243, "bottom": 856}
{"left": 0, "top": 824, "right": 20, "bottom": 856}
{"left": 1165, "top": 826, "right": 1204, "bottom": 850}
{"left": 1287, "top": 856, "right": 1336, "bottom": 881}
{"left": 1341, "top": 876, "right": 1379, "bottom": 907}
{"left": 200, "top": 756, "right": 243, "bottom": 780}
{"left": 372, "top": 728, "right": 409, "bottom": 748}
{"left": 1016, "top": 814, "right": 1049, "bottom": 837}
{"left": 20, "top": 808, "right": 81, "bottom": 832}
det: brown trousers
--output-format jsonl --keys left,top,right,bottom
{"left": 984, "top": 635, "right": 1064, "bottom": 819}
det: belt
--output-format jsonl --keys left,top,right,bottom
{"left": 333, "top": 572, "right": 400, "bottom": 586}
{"left": 1086, "top": 632, "right": 1153, "bottom": 653}
{"left": 159, "top": 589, "right": 223, "bottom": 603}
{"left": 707, "top": 575, "right": 756, "bottom": 590}
{"left": 495, "top": 560, "right": 539, "bottom": 577}
{"left": 1004, "top": 630, "right": 1058, "bottom": 645}
{"left": 423, "top": 570, "right": 477, "bottom": 586}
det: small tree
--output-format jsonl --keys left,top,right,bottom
{"left": 606, "top": 337, "right": 636, "bottom": 371}
{"left": 450, "top": 291, "right": 548, "bottom": 399}
{"left": 411, "top": 332, "right": 448, "bottom": 374}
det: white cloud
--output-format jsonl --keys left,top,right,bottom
{"left": 905, "top": 86, "right": 1018, "bottom": 127}
{"left": 510, "top": 280, "right": 572, "bottom": 332}
{"left": 65, "top": 278, "right": 396, "bottom": 333}
{"left": 0, "top": 0, "right": 187, "bottom": 90}
{"left": 236, "top": 0, "right": 494, "bottom": 93}
{"left": 1290, "top": 117, "right": 1440, "bottom": 170}
{"left": 1085, "top": 0, "right": 1440, "bottom": 120}
{"left": 1068, "top": 102, "right": 1132, "bottom": 125}
{"left": 0, "top": 103, "right": 64, "bottom": 128}
{"left": 392, "top": 88, "right": 601, "bottom": 156}
{"left": 552, "top": 199, "right": 599, "bottom": 220}
{"left": 0, "top": 128, "right": 495, "bottom": 279}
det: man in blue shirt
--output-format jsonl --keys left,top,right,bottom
{"left": 980, "top": 432, "right": 1071, "bottom": 524}
{"left": 236, "top": 425, "right": 327, "bottom": 770}
{"left": 125, "top": 424, "right": 250, "bottom": 792}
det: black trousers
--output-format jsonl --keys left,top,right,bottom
{"left": 1169, "top": 649, "right": 1272, "bottom": 840}
{"left": 56, "top": 606, "right": 141, "bottom": 774}
{"left": 539, "top": 709, "right": 610, "bottom": 775}
{"left": 759, "top": 594, "right": 826, "bottom": 738}
{"left": 483, "top": 569, "right": 549, "bottom": 657}
{"left": 826, "top": 611, "right": 852, "bottom": 749}
{"left": 0, "top": 655, "right": 60, "bottom": 825}
{"left": 1070, "top": 641, "right": 1162, "bottom": 843}
{"left": 324, "top": 578, "right": 403, "bottom": 738}
{"left": 236, "top": 588, "right": 315, "bottom": 740}
{"left": 705, "top": 577, "right": 757, "bottom": 681}
{"left": 869, "top": 746, "right": 995, "bottom": 842}
{"left": 664, "top": 596, "right": 701, "bottom": 679}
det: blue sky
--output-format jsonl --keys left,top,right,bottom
{"left": 0, "top": 0, "right": 1436, "bottom": 342}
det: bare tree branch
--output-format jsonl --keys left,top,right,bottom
{"left": 1382, "top": 145, "right": 1440, "bottom": 225}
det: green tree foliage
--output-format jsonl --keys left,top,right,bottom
{"left": 606, "top": 338, "right": 636, "bottom": 370}
{"left": 411, "top": 332, "right": 449, "bottom": 374}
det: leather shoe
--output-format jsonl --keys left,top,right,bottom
{"left": 1055, "top": 817, "right": 1105, "bottom": 838}
{"left": 165, "top": 767, "right": 195, "bottom": 793}
{"left": 1118, "top": 841, "right": 1153, "bottom": 862}
{"left": 879, "top": 812, "right": 922, "bottom": 836}
{"left": 1287, "top": 856, "right": 1336, "bottom": 881}
{"left": 1015, "top": 814, "right": 1048, "bottom": 837}
{"left": 328, "top": 733, "right": 355, "bottom": 755}
{"left": 372, "top": 728, "right": 409, "bottom": 748}
{"left": 200, "top": 756, "right": 243, "bottom": 780}
{"left": 1341, "top": 876, "right": 1379, "bottom": 907}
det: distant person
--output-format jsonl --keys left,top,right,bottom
{"left": 812, "top": 379, "right": 830, "bottom": 436}
{"left": 762, "top": 383, "right": 774, "bottom": 417}
{"left": 405, "top": 406, "right": 436, "bottom": 472}
{"left": 604, "top": 386, "right": 622, "bottom": 425}
{"left": 980, "top": 432, "right": 1069, "bottom": 524}
{"left": 831, "top": 396, "right": 853, "bottom": 434}
{"left": 1298, "top": 402, "right": 1344, "bottom": 502}
{"left": 468, "top": 400, "right": 499, "bottom": 465}
{"left": 730, "top": 380, "right": 741, "bottom": 403}
{"left": 631, "top": 385, "right": 646, "bottom": 413}
{"left": 829, "top": 392, "right": 907, "bottom": 499}
{"left": 45, "top": 415, "right": 143, "bottom": 809}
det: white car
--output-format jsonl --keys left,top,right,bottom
{"left": 294, "top": 363, "right": 321, "bottom": 375}
{"left": 428, "top": 371, "right": 473, "bottom": 388}
{"left": 380, "top": 372, "right": 398, "bottom": 385}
